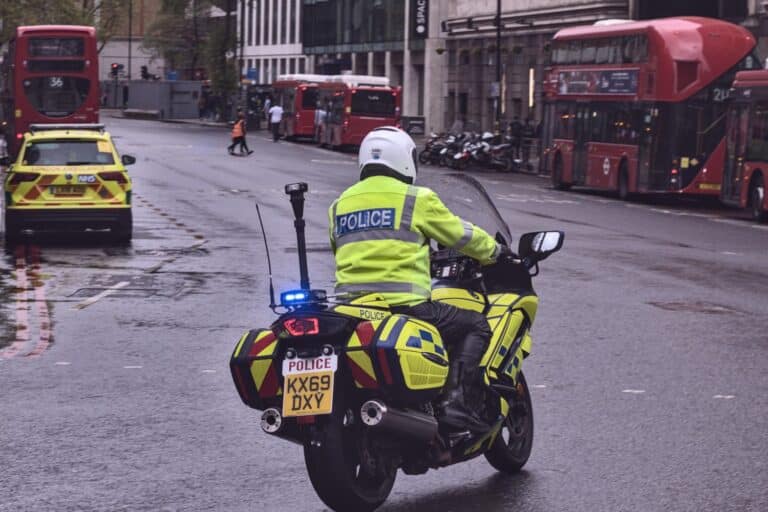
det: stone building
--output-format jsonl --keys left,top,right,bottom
{"left": 98, "top": 0, "right": 164, "bottom": 80}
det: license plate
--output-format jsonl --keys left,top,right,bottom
{"left": 282, "top": 355, "right": 337, "bottom": 417}
{"left": 49, "top": 185, "right": 84, "bottom": 196}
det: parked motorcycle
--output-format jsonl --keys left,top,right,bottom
{"left": 418, "top": 132, "right": 447, "bottom": 165}
{"left": 230, "top": 175, "right": 564, "bottom": 512}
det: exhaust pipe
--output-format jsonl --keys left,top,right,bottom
{"left": 261, "top": 408, "right": 283, "bottom": 434}
{"left": 360, "top": 400, "right": 438, "bottom": 443}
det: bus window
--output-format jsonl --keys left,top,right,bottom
{"left": 281, "top": 87, "right": 296, "bottom": 113}
{"left": 23, "top": 77, "right": 89, "bottom": 117}
{"left": 747, "top": 103, "right": 768, "bottom": 162}
{"left": 28, "top": 37, "right": 84, "bottom": 57}
{"left": 566, "top": 41, "right": 582, "bottom": 64}
{"left": 555, "top": 106, "right": 575, "bottom": 139}
{"left": 301, "top": 87, "right": 319, "bottom": 109}
{"left": 351, "top": 91, "right": 396, "bottom": 116}
{"left": 590, "top": 108, "right": 606, "bottom": 141}
{"left": 551, "top": 41, "right": 567, "bottom": 65}
{"left": 581, "top": 41, "right": 597, "bottom": 65}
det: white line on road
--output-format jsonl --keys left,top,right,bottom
{"left": 713, "top": 394, "right": 735, "bottom": 399}
{"left": 532, "top": 384, "right": 547, "bottom": 389}
{"left": 622, "top": 389, "right": 646, "bottom": 394}
{"left": 73, "top": 281, "right": 130, "bottom": 310}
{"left": 123, "top": 365, "right": 143, "bottom": 369}
{"left": 721, "top": 251, "right": 743, "bottom": 256}
{"left": 54, "top": 361, "right": 72, "bottom": 366}
{"left": 202, "top": 369, "right": 217, "bottom": 373}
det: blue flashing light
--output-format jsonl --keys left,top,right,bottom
{"left": 282, "top": 290, "right": 308, "bottom": 304}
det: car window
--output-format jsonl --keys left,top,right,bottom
{"left": 22, "top": 139, "right": 115, "bottom": 166}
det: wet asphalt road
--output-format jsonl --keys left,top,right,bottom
{"left": 1, "top": 117, "right": 767, "bottom": 512}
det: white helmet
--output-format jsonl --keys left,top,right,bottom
{"left": 358, "top": 126, "right": 418, "bottom": 183}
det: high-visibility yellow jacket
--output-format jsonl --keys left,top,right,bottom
{"left": 329, "top": 175, "right": 500, "bottom": 306}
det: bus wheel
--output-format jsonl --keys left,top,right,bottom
{"left": 750, "top": 175, "right": 768, "bottom": 223}
{"left": 552, "top": 155, "right": 570, "bottom": 191}
{"left": 618, "top": 162, "right": 630, "bottom": 201}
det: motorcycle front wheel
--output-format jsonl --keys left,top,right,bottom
{"left": 484, "top": 371, "right": 533, "bottom": 473}
{"left": 418, "top": 149, "right": 431, "bottom": 164}
{"left": 305, "top": 407, "right": 396, "bottom": 512}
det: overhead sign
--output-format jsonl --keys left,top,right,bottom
{"left": 557, "top": 69, "right": 639, "bottom": 95}
{"left": 412, "top": 0, "right": 429, "bottom": 39}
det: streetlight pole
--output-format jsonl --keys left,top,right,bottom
{"left": 495, "top": 0, "right": 502, "bottom": 136}
{"left": 127, "top": 0, "right": 133, "bottom": 80}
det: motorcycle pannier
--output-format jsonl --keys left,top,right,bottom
{"left": 230, "top": 328, "right": 282, "bottom": 410}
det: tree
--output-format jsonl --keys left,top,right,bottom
{"left": 0, "top": 0, "right": 129, "bottom": 52}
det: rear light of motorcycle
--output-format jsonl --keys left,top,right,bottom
{"left": 284, "top": 317, "right": 320, "bottom": 336}
{"left": 9, "top": 172, "right": 38, "bottom": 185}
{"left": 99, "top": 171, "right": 128, "bottom": 183}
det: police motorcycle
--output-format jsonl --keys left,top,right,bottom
{"left": 229, "top": 174, "right": 564, "bottom": 512}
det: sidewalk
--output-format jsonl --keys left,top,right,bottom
{"left": 103, "top": 108, "right": 230, "bottom": 128}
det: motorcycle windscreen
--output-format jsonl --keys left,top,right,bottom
{"left": 418, "top": 172, "right": 513, "bottom": 245}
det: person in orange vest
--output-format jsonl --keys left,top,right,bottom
{"left": 228, "top": 111, "right": 253, "bottom": 155}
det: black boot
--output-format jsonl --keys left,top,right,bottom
{"left": 438, "top": 360, "right": 488, "bottom": 433}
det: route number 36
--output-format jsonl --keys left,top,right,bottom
{"left": 49, "top": 77, "right": 64, "bottom": 88}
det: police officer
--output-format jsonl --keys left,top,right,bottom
{"left": 329, "top": 127, "right": 507, "bottom": 432}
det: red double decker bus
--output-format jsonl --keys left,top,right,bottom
{"left": 722, "top": 70, "right": 768, "bottom": 222}
{"left": 318, "top": 75, "right": 401, "bottom": 148}
{"left": 273, "top": 74, "right": 326, "bottom": 140}
{"left": 542, "top": 17, "right": 759, "bottom": 199}
{"left": 1, "top": 25, "right": 100, "bottom": 157}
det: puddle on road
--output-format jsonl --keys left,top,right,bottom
{"left": 647, "top": 301, "right": 742, "bottom": 315}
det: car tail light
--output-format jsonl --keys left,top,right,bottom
{"left": 16, "top": 132, "right": 23, "bottom": 140}
{"left": 284, "top": 317, "right": 320, "bottom": 336}
{"left": 9, "top": 172, "right": 38, "bottom": 185}
{"left": 99, "top": 171, "right": 128, "bottom": 184}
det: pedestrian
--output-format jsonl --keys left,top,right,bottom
{"left": 509, "top": 116, "right": 523, "bottom": 159}
{"left": 263, "top": 96, "right": 272, "bottom": 122}
{"left": 228, "top": 111, "right": 253, "bottom": 155}
{"left": 522, "top": 117, "right": 535, "bottom": 164}
{"left": 197, "top": 95, "right": 207, "bottom": 120}
{"left": 314, "top": 101, "right": 326, "bottom": 143}
{"left": 268, "top": 102, "right": 284, "bottom": 142}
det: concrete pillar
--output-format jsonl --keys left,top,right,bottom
{"left": 385, "top": 51, "right": 393, "bottom": 82}
{"left": 402, "top": 0, "right": 417, "bottom": 115}
{"left": 351, "top": 53, "right": 359, "bottom": 74}
{"left": 308, "top": 55, "right": 316, "bottom": 74}
{"left": 367, "top": 52, "right": 375, "bottom": 76}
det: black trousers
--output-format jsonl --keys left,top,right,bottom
{"left": 228, "top": 136, "right": 250, "bottom": 153}
{"left": 271, "top": 122, "right": 280, "bottom": 141}
{"left": 392, "top": 301, "right": 491, "bottom": 364}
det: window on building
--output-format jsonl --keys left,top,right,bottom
{"left": 281, "top": 0, "right": 287, "bottom": 44}
{"left": 290, "top": 0, "right": 297, "bottom": 43}
{"left": 263, "top": 0, "right": 269, "bottom": 45}
{"left": 272, "top": 0, "right": 278, "bottom": 45}
{"left": 299, "top": 58, "right": 306, "bottom": 73}
{"left": 248, "top": 1, "right": 253, "bottom": 45}
{"left": 289, "top": 58, "right": 295, "bottom": 73}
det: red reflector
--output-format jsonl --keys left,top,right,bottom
{"left": 9, "top": 172, "right": 38, "bottom": 185}
{"left": 99, "top": 171, "right": 128, "bottom": 183}
{"left": 297, "top": 415, "right": 316, "bottom": 424}
{"left": 284, "top": 317, "right": 319, "bottom": 336}
{"left": 671, "top": 168, "right": 679, "bottom": 175}
{"left": 16, "top": 133, "right": 23, "bottom": 139}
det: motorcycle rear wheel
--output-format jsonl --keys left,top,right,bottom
{"left": 484, "top": 371, "right": 533, "bottom": 473}
{"left": 305, "top": 409, "right": 396, "bottom": 512}
{"left": 418, "top": 149, "right": 431, "bottom": 164}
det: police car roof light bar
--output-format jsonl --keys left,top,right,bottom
{"left": 254, "top": 202, "right": 277, "bottom": 310}
{"left": 285, "top": 182, "right": 310, "bottom": 290}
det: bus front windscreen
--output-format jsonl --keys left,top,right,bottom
{"left": 351, "top": 91, "right": 396, "bottom": 117}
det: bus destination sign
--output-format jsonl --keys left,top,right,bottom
{"left": 558, "top": 69, "right": 639, "bottom": 95}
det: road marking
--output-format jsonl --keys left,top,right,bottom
{"left": 73, "top": 281, "right": 130, "bottom": 310}
{"left": 54, "top": 361, "right": 72, "bottom": 366}
{"left": 713, "top": 394, "right": 735, "bottom": 399}
{"left": 720, "top": 251, "right": 742, "bottom": 256}
{"left": 622, "top": 389, "right": 646, "bottom": 394}
{"left": 202, "top": 369, "right": 217, "bottom": 373}
{"left": 532, "top": 384, "right": 547, "bottom": 389}
{"left": 25, "top": 246, "right": 53, "bottom": 358}
{"left": 123, "top": 365, "right": 143, "bottom": 369}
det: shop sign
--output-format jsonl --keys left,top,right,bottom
{"left": 412, "top": 0, "right": 429, "bottom": 39}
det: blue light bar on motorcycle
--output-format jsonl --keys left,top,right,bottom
{"left": 280, "top": 289, "right": 328, "bottom": 306}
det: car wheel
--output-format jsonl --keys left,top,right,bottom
{"left": 112, "top": 210, "right": 133, "bottom": 244}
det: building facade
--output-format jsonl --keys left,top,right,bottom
{"left": 240, "top": 0, "right": 307, "bottom": 84}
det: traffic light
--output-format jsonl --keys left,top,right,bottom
{"left": 140, "top": 65, "right": 149, "bottom": 80}
{"left": 110, "top": 63, "right": 124, "bottom": 78}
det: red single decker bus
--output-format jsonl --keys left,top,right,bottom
{"left": 542, "top": 17, "right": 759, "bottom": 199}
{"left": 1, "top": 25, "right": 100, "bottom": 158}
{"left": 722, "top": 71, "right": 768, "bottom": 222}
{"left": 319, "top": 75, "right": 401, "bottom": 148}
{"left": 273, "top": 74, "right": 327, "bottom": 140}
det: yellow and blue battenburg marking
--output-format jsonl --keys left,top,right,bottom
{"left": 405, "top": 328, "right": 446, "bottom": 357}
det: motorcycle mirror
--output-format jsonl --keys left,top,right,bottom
{"left": 518, "top": 231, "right": 564, "bottom": 263}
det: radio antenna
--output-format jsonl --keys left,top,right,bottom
{"left": 255, "top": 202, "right": 277, "bottom": 310}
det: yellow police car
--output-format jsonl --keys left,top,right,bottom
{"left": 1, "top": 124, "right": 134, "bottom": 244}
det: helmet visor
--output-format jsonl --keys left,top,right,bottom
{"left": 411, "top": 147, "right": 419, "bottom": 176}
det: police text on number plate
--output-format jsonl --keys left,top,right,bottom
{"left": 282, "top": 355, "right": 338, "bottom": 417}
